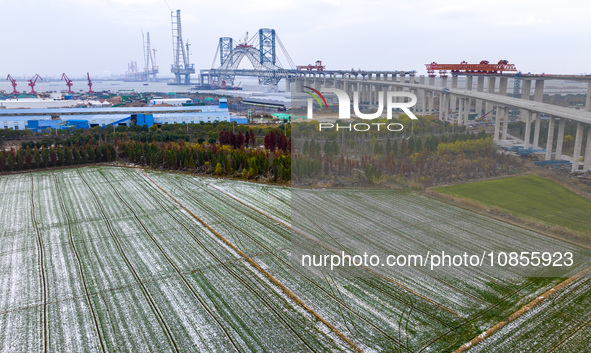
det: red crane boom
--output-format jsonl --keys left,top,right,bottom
{"left": 425, "top": 60, "right": 517, "bottom": 77}
{"left": 61, "top": 73, "right": 74, "bottom": 94}
{"left": 6, "top": 75, "right": 19, "bottom": 94}
{"left": 87, "top": 72, "right": 94, "bottom": 94}
{"left": 28, "top": 74, "right": 43, "bottom": 94}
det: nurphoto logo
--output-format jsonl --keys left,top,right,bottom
{"left": 304, "top": 86, "right": 418, "bottom": 131}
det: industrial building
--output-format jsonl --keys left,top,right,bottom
{"left": 0, "top": 98, "right": 247, "bottom": 131}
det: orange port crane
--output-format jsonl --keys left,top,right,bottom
{"left": 86, "top": 72, "right": 94, "bottom": 94}
{"left": 28, "top": 74, "right": 42, "bottom": 94}
{"left": 61, "top": 73, "right": 74, "bottom": 93}
{"left": 425, "top": 60, "right": 517, "bottom": 77}
{"left": 6, "top": 74, "right": 19, "bottom": 94}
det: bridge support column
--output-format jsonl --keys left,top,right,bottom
{"left": 555, "top": 118, "right": 566, "bottom": 159}
{"left": 498, "top": 77, "right": 508, "bottom": 96}
{"left": 295, "top": 78, "right": 304, "bottom": 93}
{"left": 501, "top": 107, "right": 509, "bottom": 140}
{"left": 409, "top": 74, "right": 415, "bottom": 83}
{"left": 522, "top": 79, "right": 532, "bottom": 100}
{"left": 545, "top": 117, "right": 555, "bottom": 160}
{"left": 586, "top": 81, "right": 591, "bottom": 112}
{"left": 465, "top": 76, "right": 473, "bottom": 113}
{"left": 486, "top": 77, "right": 496, "bottom": 119}
{"left": 450, "top": 76, "right": 458, "bottom": 112}
{"left": 285, "top": 77, "right": 291, "bottom": 92}
{"left": 460, "top": 98, "right": 467, "bottom": 124}
{"left": 313, "top": 78, "right": 321, "bottom": 93}
{"left": 584, "top": 127, "right": 591, "bottom": 170}
{"left": 531, "top": 80, "right": 545, "bottom": 149}
{"left": 443, "top": 94, "right": 449, "bottom": 121}
{"left": 417, "top": 89, "right": 424, "bottom": 113}
{"left": 428, "top": 76, "right": 435, "bottom": 86}
{"left": 533, "top": 79, "right": 545, "bottom": 104}
{"left": 399, "top": 75, "right": 405, "bottom": 83}
{"left": 418, "top": 76, "right": 425, "bottom": 114}
{"left": 493, "top": 106, "right": 501, "bottom": 141}
{"left": 428, "top": 92, "right": 434, "bottom": 115}
{"left": 572, "top": 122, "right": 584, "bottom": 172}
{"left": 439, "top": 94, "right": 444, "bottom": 121}
{"left": 440, "top": 76, "right": 448, "bottom": 114}
{"left": 523, "top": 110, "right": 532, "bottom": 149}
{"left": 357, "top": 82, "right": 363, "bottom": 103}
{"left": 475, "top": 76, "right": 485, "bottom": 115}
{"left": 533, "top": 114, "right": 541, "bottom": 148}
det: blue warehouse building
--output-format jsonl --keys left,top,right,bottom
{"left": 0, "top": 99, "right": 245, "bottom": 132}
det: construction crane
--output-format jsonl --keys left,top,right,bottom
{"left": 28, "top": 74, "right": 42, "bottom": 94}
{"left": 87, "top": 72, "right": 94, "bottom": 94}
{"left": 6, "top": 75, "right": 19, "bottom": 94}
{"left": 61, "top": 73, "right": 74, "bottom": 93}
{"left": 426, "top": 60, "right": 517, "bottom": 77}
{"left": 142, "top": 31, "right": 159, "bottom": 81}
{"left": 170, "top": 9, "right": 195, "bottom": 85}
{"left": 296, "top": 60, "right": 325, "bottom": 71}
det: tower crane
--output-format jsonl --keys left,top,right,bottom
{"left": 87, "top": 72, "right": 94, "bottom": 94}
{"left": 61, "top": 73, "right": 74, "bottom": 93}
{"left": 28, "top": 74, "right": 42, "bottom": 94}
{"left": 6, "top": 75, "right": 19, "bottom": 94}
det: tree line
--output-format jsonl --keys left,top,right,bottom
{"left": 0, "top": 142, "right": 116, "bottom": 172}
{"left": 293, "top": 124, "right": 521, "bottom": 187}
{"left": 119, "top": 129, "right": 290, "bottom": 182}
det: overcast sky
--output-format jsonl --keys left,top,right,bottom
{"left": 2, "top": 0, "right": 590, "bottom": 79}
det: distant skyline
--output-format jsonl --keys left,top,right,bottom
{"left": 2, "top": 0, "right": 590, "bottom": 78}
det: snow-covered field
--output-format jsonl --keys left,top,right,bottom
{"left": 0, "top": 166, "right": 589, "bottom": 352}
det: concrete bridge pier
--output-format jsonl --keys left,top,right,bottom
{"left": 522, "top": 110, "right": 532, "bottom": 148}
{"left": 572, "top": 122, "right": 584, "bottom": 172}
{"left": 499, "top": 77, "right": 508, "bottom": 96}
{"left": 475, "top": 76, "right": 485, "bottom": 115}
{"left": 439, "top": 89, "right": 449, "bottom": 121}
{"left": 465, "top": 76, "right": 473, "bottom": 114}
{"left": 438, "top": 94, "right": 445, "bottom": 120}
{"left": 450, "top": 76, "right": 458, "bottom": 112}
{"left": 427, "top": 92, "right": 434, "bottom": 116}
{"left": 544, "top": 117, "right": 555, "bottom": 160}
{"left": 501, "top": 107, "right": 509, "bottom": 140}
{"left": 531, "top": 80, "right": 545, "bottom": 148}
{"left": 458, "top": 98, "right": 467, "bottom": 125}
{"left": 493, "top": 105, "right": 500, "bottom": 141}
{"left": 418, "top": 76, "right": 426, "bottom": 113}
{"left": 486, "top": 77, "right": 496, "bottom": 119}
{"left": 533, "top": 115, "right": 542, "bottom": 148}
{"left": 584, "top": 127, "right": 591, "bottom": 170}
{"left": 555, "top": 118, "right": 566, "bottom": 159}
{"left": 522, "top": 79, "right": 532, "bottom": 100}
{"left": 440, "top": 76, "right": 448, "bottom": 114}
{"left": 313, "top": 77, "right": 321, "bottom": 92}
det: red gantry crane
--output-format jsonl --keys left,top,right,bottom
{"left": 28, "top": 74, "right": 42, "bottom": 94}
{"left": 6, "top": 74, "right": 19, "bottom": 94}
{"left": 61, "top": 73, "right": 74, "bottom": 93}
{"left": 296, "top": 60, "right": 325, "bottom": 71}
{"left": 425, "top": 60, "right": 517, "bottom": 77}
{"left": 86, "top": 72, "right": 94, "bottom": 94}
